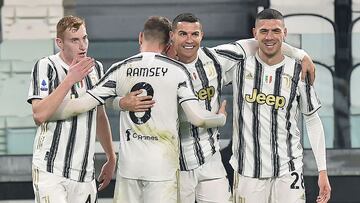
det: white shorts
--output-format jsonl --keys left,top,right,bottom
{"left": 32, "top": 167, "right": 97, "bottom": 203}
{"left": 113, "top": 173, "right": 178, "bottom": 203}
{"left": 180, "top": 152, "right": 232, "bottom": 203}
{"left": 233, "top": 168, "right": 306, "bottom": 203}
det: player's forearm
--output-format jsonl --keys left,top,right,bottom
{"left": 49, "top": 93, "right": 100, "bottom": 121}
{"left": 304, "top": 112, "right": 327, "bottom": 171}
{"left": 32, "top": 77, "right": 75, "bottom": 125}
{"left": 181, "top": 100, "right": 226, "bottom": 128}
{"left": 282, "top": 42, "right": 307, "bottom": 60}
{"left": 105, "top": 97, "right": 122, "bottom": 111}
{"left": 96, "top": 106, "right": 116, "bottom": 161}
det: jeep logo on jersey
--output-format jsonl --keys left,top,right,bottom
{"left": 196, "top": 86, "right": 215, "bottom": 101}
{"left": 245, "top": 88, "right": 286, "bottom": 110}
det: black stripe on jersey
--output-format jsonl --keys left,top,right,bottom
{"left": 85, "top": 74, "right": 93, "bottom": 89}
{"left": 271, "top": 66, "right": 284, "bottom": 177}
{"left": 179, "top": 137, "right": 188, "bottom": 171}
{"left": 202, "top": 47, "right": 222, "bottom": 154}
{"left": 191, "top": 124, "right": 205, "bottom": 165}
{"left": 32, "top": 61, "right": 40, "bottom": 96}
{"left": 79, "top": 110, "right": 94, "bottom": 182}
{"left": 178, "top": 98, "right": 198, "bottom": 105}
{"left": 97, "top": 56, "right": 143, "bottom": 85}
{"left": 47, "top": 65, "right": 54, "bottom": 94}
{"left": 305, "top": 75, "right": 314, "bottom": 112}
{"left": 236, "top": 60, "right": 246, "bottom": 174}
{"left": 202, "top": 47, "right": 223, "bottom": 105}
{"left": 63, "top": 117, "right": 78, "bottom": 178}
{"left": 234, "top": 41, "right": 248, "bottom": 58}
{"left": 48, "top": 58, "right": 60, "bottom": 89}
{"left": 47, "top": 121, "right": 63, "bottom": 173}
{"left": 253, "top": 59, "right": 263, "bottom": 178}
{"left": 214, "top": 49, "right": 244, "bottom": 61}
{"left": 285, "top": 62, "right": 302, "bottom": 172}
{"left": 102, "top": 80, "right": 116, "bottom": 88}
{"left": 191, "top": 58, "right": 211, "bottom": 163}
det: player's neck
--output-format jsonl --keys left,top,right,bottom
{"left": 257, "top": 50, "right": 284, "bottom": 66}
{"left": 140, "top": 42, "right": 166, "bottom": 54}
{"left": 59, "top": 52, "right": 72, "bottom": 66}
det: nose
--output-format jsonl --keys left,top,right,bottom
{"left": 185, "top": 34, "right": 193, "bottom": 43}
{"left": 79, "top": 39, "right": 87, "bottom": 50}
{"left": 265, "top": 31, "right": 274, "bottom": 40}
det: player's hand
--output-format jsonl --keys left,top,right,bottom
{"left": 316, "top": 170, "right": 331, "bottom": 203}
{"left": 301, "top": 55, "right": 315, "bottom": 85}
{"left": 67, "top": 57, "right": 94, "bottom": 84}
{"left": 119, "top": 90, "right": 155, "bottom": 112}
{"left": 97, "top": 155, "right": 116, "bottom": 191}
{"left": 217, "top": 100, "right": 227, "bottom": 117}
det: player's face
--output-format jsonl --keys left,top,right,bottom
{"left": 57, "top": 24, "right": 89, "bottom": 65}
{"left": 171, "top": 21, "right": 203, "bottom": 64}
{"left": 253, "top": 19, "right": 287, "bottom": 60}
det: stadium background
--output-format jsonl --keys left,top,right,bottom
{"left": 0, "top": 0, "right": 359, "bottom": 202}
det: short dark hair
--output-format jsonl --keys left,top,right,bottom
{"left": 172, "top": 13, "right": 201, "bottom": 31}
{"left": 255, "top": 8, "right": 284, "bottom": 25}
{"left": 143, "top": 16, "right": 172, "bottom": 45}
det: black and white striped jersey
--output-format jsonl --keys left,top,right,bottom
{"left": 179, "top": 41, "right": 251, "bottom": 171}
{"left": 27, "top": 53, "right": 103, "bottom": 182}
{"left": 230, "top": 54, "right": 321, "bottom": 178}
{"left": 88, "top": 52, "right": 198, "bottom": 181}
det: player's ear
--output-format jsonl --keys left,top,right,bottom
{"left": 252, "top": 28, "right": 257, "bottom": 39}
{"left": 138, "top": 32, "right": 143, "bottom": 46}
{"left": 55, "top": 38, "right": 63, "bottom": 50}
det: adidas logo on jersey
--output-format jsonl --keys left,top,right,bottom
{"left": 245, "top": 88, "right": 286, "bottom": 110}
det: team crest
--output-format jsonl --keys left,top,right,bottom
{"left": 40, "top": 80, "right": 48, "bottom": 91}
{"left": 282, "top": 73, "right": 293, "bottom": 89}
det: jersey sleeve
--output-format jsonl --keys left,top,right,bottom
{"left": 177, "top": 70, "right": 198, "bottom": 105}
{"left": 27, "top": 58, "right": 54, "bottom": 103}
{"left": 87, "top": 63, "right": 119, "bottom": 104}
{"left": 298, "top": 80, "right": 321, "bottom": 115}
{"left": 210, "top": 39, "right": 252, "bottom": 85}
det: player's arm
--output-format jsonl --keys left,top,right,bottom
{"left": 96, "top": 105, "right": 116, "bottom": 191}
{"left": 31, "top": 57, "right": 94, "bottom": 125}
{"left": 304, "top": 112, "right": 331, "bottom": 203}
{"left": 223, "top": 38, "right": 315, "bottom": 84}
{"left": 281, "top": 43, "right": 315, "bottom": 84}
{"left": 181, "top": 99, "right": 226, "bottom": 128}
{"left": 48, "top": 93, "right": 100, "bottom": 120}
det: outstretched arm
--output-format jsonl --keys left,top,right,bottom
{"left": 304, "top": 112, "right": 331, "bottom": 203}
{"left": 181, "top": 100, "right": 227, "bottom": 128}
{"left": 49, "top": 93, "right": 100, "bottom": 121}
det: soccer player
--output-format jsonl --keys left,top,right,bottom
{"left": 49, "top": 16, "right": 227, "bottom": 203}
{"left": 231, "top": 9, "right": 331, "bottom": 203}
{"left": 166, "top": 13, "right": 317, "bottom": 203}
{"left": 27, "top": 16, "right": 116, "bottom": 203}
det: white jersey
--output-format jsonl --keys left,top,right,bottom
{"left": 179, "top": 41, "right": 251, "bottom": 171}
{"left": 27, "top": 53, "right": 103, "bottom": 182}
{"left": 230, "top": 54, "right": 321, "bottom": 178}
{"left": 88, "top": 52, "right": 198, "bottom": 181}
